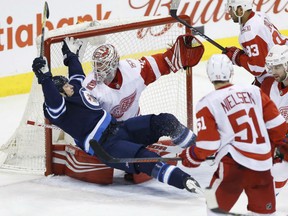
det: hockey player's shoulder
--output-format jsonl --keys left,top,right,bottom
{"left": 120, "top": 58, "right": 140, "bottom": 69}
{"left": 261, "top": 76, "right": 275, "bottom": 87}
{"left": 198, "top": 94, "right": 209, "bottom": 103}
{"left": 197, "top": 90, "right": 215, "bottom": 104}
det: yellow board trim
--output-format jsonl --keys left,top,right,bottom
{"left": 1, "top": 30, "right": 287, "bottom": 98}
{"left": 0, "top": 73, "right": 34, "bottom": 97}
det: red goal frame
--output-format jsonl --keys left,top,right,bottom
{"left": 43, "top": 15, "right": 194, "bottom": 176}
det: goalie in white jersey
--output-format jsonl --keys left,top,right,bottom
{"left": 223, "top": 0, "right": 288, "bottom": 87}
{"left": 179, "top": 54, "right": 287, "bottom": 215}
{"left": 82, "top": 34, "right": 204, "bottom": 121}
{"left": 262, "top": 44, "right": 288, "bottom": 195}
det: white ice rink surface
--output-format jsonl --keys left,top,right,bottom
{"left": 0, "top": 61, "right": 287, "bottom": 216}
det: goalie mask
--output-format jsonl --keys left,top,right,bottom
{"left": 52, "top": 75, "right": 69, "bottom": 93}
{"left": 207, "top": 54, "right": 234, "bottom": 82}
{"left": 92, "top": 44, "right": 120, "bottom": 85}
{"left": 265, "top": 44, "right": 288, "bottom": 81}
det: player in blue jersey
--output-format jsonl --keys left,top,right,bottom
{"left": 32, "top": 37, "right": 201, "bottom": 193}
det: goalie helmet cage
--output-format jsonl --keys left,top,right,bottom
{"left": 0, "top": 15, "right": 194, "bottom": 175}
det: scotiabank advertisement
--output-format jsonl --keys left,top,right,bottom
{"left": 0, "top": 0, "right": 287, "bottom": 77}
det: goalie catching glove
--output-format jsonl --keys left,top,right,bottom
{"left": 163, "top": 34, "right": 204, "bottom": 72}
{"left": 32, "top": 56, "right": 52, "bottom": 84}
{"left": 62, "top": 37, "right": 83, "bottom": 66}
{"left": 275, "top": 135, "right": 288, "bottom": 162}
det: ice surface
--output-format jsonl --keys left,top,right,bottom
{"left": 0, "top": 61, "right": 287, "bottom": 216}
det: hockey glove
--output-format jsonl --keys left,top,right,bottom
{"left": 32, "top": 56, "right": 52, "bottom": 84}
{"left": 280, "top": 136, "right": 288, "bottom": 162}
{"left": 179, "top": 145, "right": 203, "bottom": 168}
{"left": 273, "top": 135, "right": 288, "bottom": 163}
{"left": 274, "top": 147, "right": 284, "bottom": 164}
{"left": 62, "top": 37, "right": 83, "bottom": 66}
{"left": 223, "top": 46, "right": 245, "bottom": 66}
{"left": 163, "top": 34, "right": 204, "bottom": 72}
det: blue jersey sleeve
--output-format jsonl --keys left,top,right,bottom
{"left": 66, "top": 54, "right": 85, "bottom": 88}
{"left": 42, "top": 78, "right": 66, "bottom": 120}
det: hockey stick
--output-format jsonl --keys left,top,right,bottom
{"left": 89, "top": 139, "right": 182, "bottom": 163}
{"left": 39, "top": 1, "right": 50, "bottom": 57}
{"left": 90, "top": 139, "right": 247, "bottom": 215}
{"left": 89, "top": 139, "right": 215, "bottom": 163}
{"left": 29, "top": 122, "right": 215, "bottom": 161}
{"left": 149, "top": 143, "right": 215, "bottom": 161}
{"left": 148, "top": 143, "right": 182, "bottom": 154}
{"left": 170, "top": 0, "right": 225, "bottom": 51}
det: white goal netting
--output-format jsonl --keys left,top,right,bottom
{"left": 0, "top": 15, "right": 193, "bottom": 174}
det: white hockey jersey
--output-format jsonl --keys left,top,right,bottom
{"left": 194, "top": 84, "right": 286, "bottom": 171}
{"left": 82, "top": 54, "right": 172, "bottom": 121}
{"left": 261, "top": 77, "right": 288, "bottom": 193}
{"left": 261, "top": 77, "right": 288, "bottom": 122}
{"left": 238, "top": 11, "right": 288, "bottom": 83}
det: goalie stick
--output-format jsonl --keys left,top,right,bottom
{"left": 90, "top": 139, "right": 247, "bottom": 215}
{"left": 26, "top": 122, "right": 217, "bottom": 162}
{"left": 149, "top": 143, "right": 216, "bottom": 161}
{"left": 89, "top": 139, "right": 216, "bottom": 163}
{"left": 39, "top": 1, "right": 50, "bottom": 57}
{"left": 89, "top": 139, "right": 182, "bottom": 163}
{"left": 170, "top": 0, "right": 225, "bottom": 51}
{"left": 25, "top": 121, "right": 215, "bottom": 161}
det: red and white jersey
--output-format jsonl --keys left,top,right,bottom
{"left": 239, "top": 11, "right": 288, "bottom": 83}
{"left": 261, "top": 77, "right": 288, "bottom": 122}
{"left": 82, "top": 54, "right": 171, "bottom": 121}
{"left": 194, "top": 84, "right": 286, "bottom": 171}
{"left": 261, "top": 77, "right": 288, "bottom": 193}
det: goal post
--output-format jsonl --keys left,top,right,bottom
{"left": 0, "top": 15, "right": 194, "bottom": 176}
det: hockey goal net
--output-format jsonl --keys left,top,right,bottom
{"left": 0, "top": 15, "right": 193, "bottom": 175}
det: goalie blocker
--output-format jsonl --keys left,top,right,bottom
{"left": 163, "top": 34, "right": 204, "bottom": 72}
